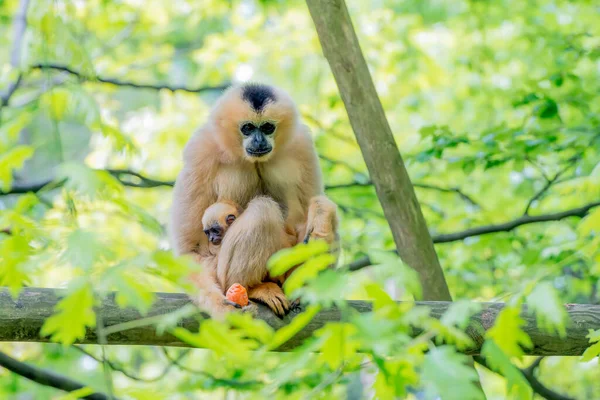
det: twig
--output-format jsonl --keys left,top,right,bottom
{"left": 73, "top": 346, "right": 181, "bottom": 382}
{"left": 0, "top": 350, "right": 113, "bottom": 400}
{"left": 161, "top": 348, "right": 262, "bottom": 389}
{"left": 347, "top": 200, "right": 600, "bottom": 270}
{"left": 95, "top": 312, "right": 115, "bottom": 400}
{"left": 31, "top": 63, "right": 230, "bottom": 94}
{"left": 523, "top": 154, "right": 583, "bottom": 215}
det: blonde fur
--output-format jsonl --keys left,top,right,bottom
{"left": 169, "top": 83, "right": 338, "bottom": 317}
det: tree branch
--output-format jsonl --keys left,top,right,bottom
{"left": 0, "top": 350, "right": 113, "bottom": 400}
{"left": 307, "top": 0, "right": 451, "bottom": 302}
{"left": 31, "top": 63, "right": 229, "bottom": 94}
{"left": 1, "top": 169, "right": 174, "bottom": 195}
{"left": 347, "top": 200, "right": 600, "bottom": 270}
{"left": 1, "top": 288, "right": 598, "bottom": 356}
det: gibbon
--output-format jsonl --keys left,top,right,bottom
{"left": 170, "top": 83, "right": 339, "bottom": 317}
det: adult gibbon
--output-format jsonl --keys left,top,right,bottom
{"left": 170, "top": 83, "right": 338, "bottom": 317}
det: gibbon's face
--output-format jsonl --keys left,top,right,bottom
{"left": 202, "top": 201, "right": 241, "bottom": 245}
{"left": 212, "top": 83, "right": 297, "bottom": 163}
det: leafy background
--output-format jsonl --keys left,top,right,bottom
{"left": 0, "top": 0, "right": 599, "bottom": 399}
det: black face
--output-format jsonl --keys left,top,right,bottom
{"left": 204, "top": 224, "right": 224, "bottom": 245}
{"left": 240, "top": 122, "right": 276, "bottom": 157}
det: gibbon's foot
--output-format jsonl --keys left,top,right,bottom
{"left": 248, "top": 282, "right": 290, "bottom": 319}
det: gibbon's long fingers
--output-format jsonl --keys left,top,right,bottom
{"left": 248, "top": 282, "right": 290, "bottom": 318}
{"left": 223, "top": 299, "right": 242, "bottom": 309}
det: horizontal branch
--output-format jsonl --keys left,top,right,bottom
{"left": 31, "top": 63, "right": 229, "bottom": 94}
{"left": 348, "top": 200, "right": 600, "bottom": 270}
{"left": 0, "top": 350, "right": 111, "bottom": 400}
{"left": 2, "top": 169, "right": 174, "bottom": 195}
{"left": 1, "top": 288, "right": 597, "bottom": 356}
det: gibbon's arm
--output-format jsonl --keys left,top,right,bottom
{"left": 169, "top": 135, "right": 219, "bottom": 255}
{"left": 285, "top": 125, "right": 326, "bottom": 239}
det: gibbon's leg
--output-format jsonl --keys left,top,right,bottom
{"left": 302, "top": 195, "right": 340, "bottom": 264}
{"left": 217, "top": 196, "right": 291, "bottom": 317}
{"left": 188, "top": 255, "right": 246, "bottom": 319}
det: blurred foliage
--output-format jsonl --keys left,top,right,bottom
{"left": 0, "top": 0, "right": 599, "bottom": 399}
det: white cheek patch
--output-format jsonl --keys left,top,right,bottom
{"left": 243, "top": 136, "right": 253, "bottom": 150}
{"left": 265, "top": 135, "right": 275, "bottom": 148}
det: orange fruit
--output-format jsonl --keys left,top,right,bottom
{"left": 226, "top": 283, "right": 249, "bottom": 307}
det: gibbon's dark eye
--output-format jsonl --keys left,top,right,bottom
{"left": 260, "top": 122, "right": 276, "bottom": 135}
{"left": 203, "top": 229, "right": 210, "bottom": 237}
{"left": 240, "top": 123, "right": 256, "bottom": 136}
{"left": 226, "top": 214, "right": 236, "bottom": 225}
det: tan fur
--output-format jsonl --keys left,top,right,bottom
{"left": 169, "top": 83, "right": 339, "bottom": 317}
{"left": 201, "top": 198, "right": 293, "bottom": 317}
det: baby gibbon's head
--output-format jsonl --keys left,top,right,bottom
{"left": 210, "top": 83, "right": 298, "bottom": 162}
{"left": 202, "top": 201, "right": 243, "bottom": 245}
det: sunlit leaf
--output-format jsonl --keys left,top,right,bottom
{"left": 0, "top": 145, "right": 35, "bottom": 192}
{"left": 267, "top": 240, "right": 329, "bottom": 276}
{"left": 41, "top": 283, "right": 97, "bottom": 345}
{"left": 481, "top": 341, "right": 532, "bottom": 399}
{"left": 526, "top": 282, "right": 568, "bottom": 337}
{"left": 422, "top": 346, "right": 484, "bottom": 400}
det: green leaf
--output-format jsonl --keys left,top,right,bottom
{"left": 293, "top": 269, "right": 350, "bottom": 307}
{"left": 112, "top": 198, "right": 164, "bottom": 235}
{"left": 0, "top": 145, "right": 35, "bottom": 192}
{"left": 41, "top": 283, "right": 97, "bottom": 345}
{"left": 441, "top": 301, "right": 482, "bottom": 330}
{"left": 581, "top": 342, "right": 600, "bottom": 362}
{"left": 267, "top": 240, "right": 329, "bottom": 276}
{"left": 314, "top": 323, "right": 361, "bottom": 370}
{"left": 57, "top": 163, "right": 123, "bottom": 200}
{"left": 422, "top": 346, "right": 484, "bottom": 400}
{"left": 526, "top": 282, "right": 568, "bottom": 337}
{"left": 112, "top": 271, "right": 156, "bottom": 315}
{"left": 268, "top": 304, "right": 321, "bottom": 350}
{"left": 41, "top": 88, "right": 71, "bottom": 120}
{"left": 283, "top": 253, "right": 335, "bottom": 295}
{"left": 0, "top": 113, "right": 33, "bottom": 150}
{"left": 172, "top": 320, "right": 259, "bottom": 359}
{"left": 578, "top": 208, "right": 600, "bottom": 236}
{"left": 227, "top": 312, "right": 275, "bottom": 344}
{"left": 63, "top": 229, "right": 115, "bottom": 270}
{"left": 486, "top": 306, "right": 532, "bottom": 357}
{"left": 536, "top": 99, "right": 558, "bottom": 119}
{"left": 481, "top": 340, "right": 531, "bottom": 399}
{"left": 373, "top": 359, "right": 418, "bottom": 399}
{"left": 581, "top": 329, "right": 600, "bottom": 361}
{"left": 0, "top": 235, "right": 33, "bottom": 297}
